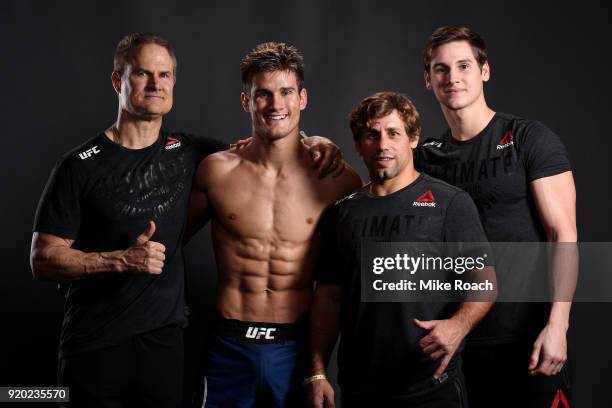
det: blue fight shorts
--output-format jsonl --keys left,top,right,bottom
{"left": 196, "top": 317, "right": 307, "bottom": 408}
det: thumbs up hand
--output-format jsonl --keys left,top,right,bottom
{"left": 121, "top": 221, "right": 166, "bottom": 274}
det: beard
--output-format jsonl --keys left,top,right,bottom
{"left": 371, "top": 165, "right": 400, "bottom": 182}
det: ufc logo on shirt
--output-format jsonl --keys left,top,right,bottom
{"left": 245, "top": 327, "right": 276, "bottom": 340}
{"left": 79, "top": 146, "right": 100, "bottom": 160}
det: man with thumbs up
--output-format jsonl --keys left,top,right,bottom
{"left": 30, "top": 33, "right": 343, "bottom": 408}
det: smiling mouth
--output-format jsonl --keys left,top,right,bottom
{"left": 265, "top": 114, "right": 288, "bottom": 121}
{"left": 374, "top": 156, "right": 394, "bottom": 163}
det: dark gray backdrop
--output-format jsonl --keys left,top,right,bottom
{"left": 2, "top": 1, "right": 611, "bottom": 406}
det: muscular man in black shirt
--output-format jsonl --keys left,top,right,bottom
{"left": 30, "top": 33, "right": 342, "bottom": 408}
{"left": 307, "top": 92, "right": 494, "bottom": 407}
{"left": 417, "top": 26, "right": 577, "bottom": 408}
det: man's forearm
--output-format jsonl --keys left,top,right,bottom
{"left": 547, "top": 225, "right": 577, "bottom": 328}
{"left": 548, "top": 302, "right": 571, "bottom": 329}
{"left": 451, "top": 300, "right": 494, "bottom": 334}
{"left": 31, "top": 244, "right": 127, "bottom": 281}
{"left": 309, "top": 285, "right": 343, "bottom": 375}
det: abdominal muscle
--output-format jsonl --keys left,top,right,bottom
{"left": 212, "top": 221, "right": 318, "bottom": 324}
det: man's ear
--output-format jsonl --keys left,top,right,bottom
{"left": 409, "top": 133, "right": 420, "bottom": 149}
{"left": 481, "top": 61, "right": 491, "bottom": 82}
{"left": 111, "top": 71, "right": 122, "bottom": 95}
{"left": 299, "top": 87, "right": 308, "bottom": 110}
{"left": 240, "top": 92, "right": 250, "bottom": 113}
{"left": 424, "top": 70, "right": 432, "bottom": 91}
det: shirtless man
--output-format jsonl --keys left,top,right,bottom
{"left": 188, "top": 42, "right": 362, "bottom": 407}
{"left": 30, "top": 33, "right": 343, "bottom": 408}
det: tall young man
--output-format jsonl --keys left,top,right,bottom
{"left": 417, "top": 26, "right": 577, "bottom": 407}
{"left": 30, "top": 33, "right": 341, "bottom": 407}
{"left": 307, "top": 92, "right": 494, "bottom": 408}
{"left": 188, "top": 42, "right": 362, "bottom": 407}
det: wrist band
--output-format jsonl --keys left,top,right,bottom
{"left": 303, "top": 374, "right": 327, "bottom": 386}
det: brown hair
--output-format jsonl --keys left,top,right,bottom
{"left": 349, "top": 92, "right": 421, "bottom": 141}
{"left": 240, "top": 42, "right": 304, "bottom": 92}
{"left": 113, "top": 33, "right": 177, "bottom": 74}
{"left": 422, "top": 26, "right": 487, "bottom": 72}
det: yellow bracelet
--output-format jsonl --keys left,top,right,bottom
{"left": 302, "top": 374, "right": 327, "bottom": 386}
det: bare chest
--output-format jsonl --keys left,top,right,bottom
{"left": 208, "top": 169, "right": 332, "bottom": 243}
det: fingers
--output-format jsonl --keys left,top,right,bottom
{"left": 146, "top": 240, "right": 166, "bottom": 253}
{"left": 135, "top": 221, "right": 156, "bottom": 245}
{"left": 434, "top": 354, "right": 451, "bottom": 379}
{"left": 528, "top": 340, "right": 542, "bottom": 370}
{"left": 308, "top": 381, "right": 334, "bottom": 408}
{"left": 531, "top": 352, "right": 566, "bottom": 376}
{"left": 428, "top": 349, "right": 445, "bottom": 361}
{"left": 126, "top": 226, "right": 166, "bottom": 274}
{"left": 422, "top": 341, "right": 443, "bottom": 356}
{"left": 414, "top": 318, "right": 436, "bottom": 330}
{"left": 316, "top": 150, "right": 334, "bottom": 176}
{"left": 229, "top": 137, "right": 253, "bottom": 150}
{"left": 323, "top": 384, "right": 335, "bottom": 408}
{"left": 331, "top": 160, "right": 346, "bottom": 178}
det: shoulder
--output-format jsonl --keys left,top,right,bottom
{"left": 418, "top": 173, "right": 474, "bottom": 210}
{"left": 331, "top": 162, "right": 363, "bottom": 193}
{"left": 195, "top": 148, "right": 243, "bottom": 182}
{"left": 168, "top": 131, "right": 226, "bottom": 154}
{"left": 54, "top": 134, "right": 107, "bottom": 172}
{"left": 497, "top": 113, "right": 558, "bottom": 141}
{"left": 420, "top": 173, "right": 465, "bottom": 196}
{"left": 332, "top": 185, "right": 369, "bottom": 211}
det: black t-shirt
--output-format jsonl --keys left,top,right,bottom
{"left": 414, "top": 112, "right": 572, "bottom": 345}
{"left": 317, "top": 173, "right": 489, "bottom": 396}
{"left": 33, "top": 131, "right": 224, "bottom": 357}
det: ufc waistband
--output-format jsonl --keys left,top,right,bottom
{"left": 212, "top": 316, "right": 307, "bottom": 344}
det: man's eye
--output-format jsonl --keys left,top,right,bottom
{"left": 281, "top": 89, "right": 293, "bottom": 96}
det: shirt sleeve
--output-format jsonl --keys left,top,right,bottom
{"left": 315, "top": 205, "right": 347, "bottom": 285}
{"left": 190, "top": 134, "right": 227, "bottom": 161}
{"left": 521, "top": 121, "right": 572, "bottom": 182}
{"left": 33, "top": 158, "right": 82, "bottom": 239}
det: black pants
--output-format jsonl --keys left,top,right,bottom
{"left": 341, "top": 373, "right": 467, "bottom": 408}
{"left": 58, "top": 325, "right": 183, "bottom": 408}
{"left": 463, "top": 342, "right": 572, "bottom": 408}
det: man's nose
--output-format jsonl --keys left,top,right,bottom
{"left": 147, "top": 74, "right": 161, "bottom": 89}
{"left": 377, "top": 133, "right": 391, "bottom": 150}
{"left": 270, "top": 93, "right": 284, "bottom": 110}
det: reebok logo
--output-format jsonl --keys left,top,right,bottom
{"left": 78, "top": 146, "right": 100, "bottom": 160}
{"left": 496, "top": 130, "right": 514, "bottom": 150}
{"left": 245, "top": 327, "right": 276, "bottom": 340}
{"left": 413, "top": 189, "right": 436, "bottom": 207}
{"left": 165, "top": 136, "right": 181, "bottom": 150}
{"left": 549, "top": 389, "right": 570, "bottom": 408}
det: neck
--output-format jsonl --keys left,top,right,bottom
{"left": 441, "top": 97, "right": 496, "bottom": 141}
{"left": 370, "top": 165, "right": 420, "bottom": 196}
{"left": 105, "top": 109, "right": 163, "bottom": 149}
{"left": 248, "top": 128, "right": 306, "bottom": 170}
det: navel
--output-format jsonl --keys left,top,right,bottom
{"left": 228, "top": 213, "right": 237, "bottom": 220}
{"left": 306, "top": 217, "right": 314, "bottom": 224}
